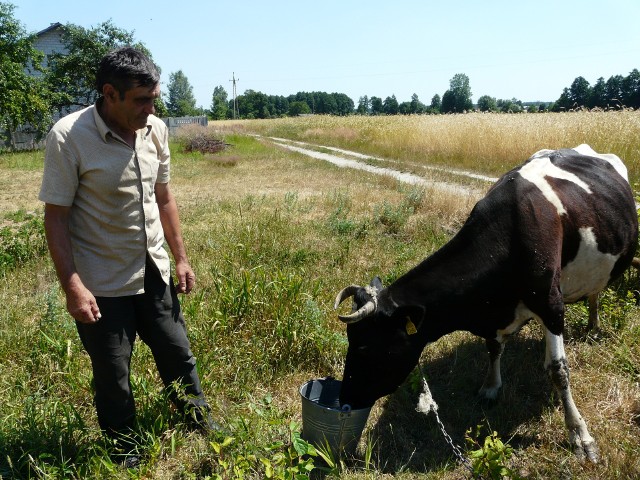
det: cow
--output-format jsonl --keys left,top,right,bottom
{"left": 334, "top": 144, "right": 638, "bottom": 463}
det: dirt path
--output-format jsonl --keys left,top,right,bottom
{"left": 265, "top": 137, "right": 496, "bottom": 197}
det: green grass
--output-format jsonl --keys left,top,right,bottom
{"left": 0, "top": 149, "right": 46, "bottom": 171}
{"left": 1, "top": 121, "right": 640, "bottom": 478}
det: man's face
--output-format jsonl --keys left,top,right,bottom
{"left": 108, "top": 83, "right": 160, "bottom": 132}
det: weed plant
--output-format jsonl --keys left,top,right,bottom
{"left": 1, "top": 121, "right": 639, "bottom": 478}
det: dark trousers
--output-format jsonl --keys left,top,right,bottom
{"left": 76, "top": 259, "right": 207, "bottom": 436}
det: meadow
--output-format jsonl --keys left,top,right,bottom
{"left": 1, "top": 111, "right": 640, "bottom": 479}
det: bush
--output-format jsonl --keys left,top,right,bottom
{"left": 0, "top": 211, "right": 47, "bottom": 274}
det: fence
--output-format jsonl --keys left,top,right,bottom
{"left": 1, "top": 115, "right": 209, "bottom": 152}
{"left": 0, "top": 125, "right": 45, "bottom": 151}
{"left": 161, "top": 116, "right": 208, "bottom": 136}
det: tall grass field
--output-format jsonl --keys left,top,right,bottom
{"left": 1, "top": 111, "right": 640, "bottom": 479}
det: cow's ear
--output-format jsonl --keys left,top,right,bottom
{"left": 392, "top": 305, "right": 425, "bottom": 336}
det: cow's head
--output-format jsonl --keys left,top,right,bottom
{"left": 335, "top": 277, "right": 426, "bottom": 409}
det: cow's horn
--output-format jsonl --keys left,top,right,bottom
{"left": 338, "top": 300, "right": 376, "bottom": 324}
{"left": 334, "top": 285, "right": 361, "bottom": 309}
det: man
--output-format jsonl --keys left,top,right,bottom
{"left": 39, "top": 47, "right": 217, "bottom": 466}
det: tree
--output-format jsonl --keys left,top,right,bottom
{"left": 236, "top": 89, "right": 270, "bottom": 119}
{"left": 477, "top": 95, "right": 498, "bottom": 112}
{"left": 409, "top": 93, "right": 425, "bottom": 114}
{"left": 165, "top": 70, "right": 197, "bottom": 117}
{"left": 497, "top": 98, "right": 523, "bottom": 113}
{"left": 153, "top": 98, "right": 169, "bottom": 117}
{"left": 441, "top": 90, "right": 455, "bottom": 113}
{"left": 46, "top": 20, "right": 149, "bottom": 114}
{"left": 208, "top": 85, "right": 228, "bottom": 120}
{"left": 332, "top": 93, "right": 354, "bottom": 115}
{"left": 553, "top": 87, "right": 573, "bottom": 111}
{"left": 0, "top": 2, "right": 51, "bottom": 142}
{"left": 589, "top": 77, "right": 607, "bottom": 108}
{"left": 370, "top": 96, "right": 383, "bottom": 115}
{"left": 398, "top": 101, "right": 413, "bottom": 115}
{"left": 314, "top": 92, "right": 337, "bottom": 114}
{"left": 605, "top": 75, "right": 625, "bottom": 107}
{"left": 270, "top": 95, "right": 289, "bottom": 116}
{"left": 288, "top": 101, "right": 311, "bottom": 116}
{"left": 356, "top": 95, "right": 370, "bottom": 115}
{"left": 442, "top": 73, "right": 473, "bottom": 113}
{"left": 622, "top": 69, "right": 640, "bottom": 109}
{"left": 568, "top": 76, "right": 591, "bottom": 107}
{"left": 383, "top": 95, "right": 399, "bottom": 115}
{"left": 429, "top": 94, "right": 441, "bottom": 113}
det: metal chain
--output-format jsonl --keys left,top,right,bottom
{"left": 415, "top": 365, "right": 481, "bottom": 479}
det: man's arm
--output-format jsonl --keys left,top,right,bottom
{"left": 155, "top": 182, "right": 195, "bottom": 294}
{"left": 43, "top": 203, "right": 101, "bottom": 323}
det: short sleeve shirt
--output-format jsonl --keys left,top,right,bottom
{"left": 39, "top": 103, "right": 172, "bottom": 297}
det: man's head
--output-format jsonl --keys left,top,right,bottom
{"left": 96, "top": 47, "right": 160, "bottom": 99}
{"left": 96, "top": 47, "right": 161, "bottom": 134}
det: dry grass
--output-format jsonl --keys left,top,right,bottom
{"left": 215, "top": 110, "right": 640, "bottom": 183}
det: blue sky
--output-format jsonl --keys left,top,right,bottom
{"left": 14, "top": 0, "right": 640, "bottom": 108}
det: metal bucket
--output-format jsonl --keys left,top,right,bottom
{"left": 299, "top": 377, "right": 371, "bottom": 457}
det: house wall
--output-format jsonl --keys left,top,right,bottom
{"left": 28, "top": 23, "right": 66, "bottom": 77}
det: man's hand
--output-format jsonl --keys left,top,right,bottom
{"left": 175, "top": 261, "right": 195, "bottom": 294}
{"left": 66, "top": 277, "right": 102, "bottom": 324}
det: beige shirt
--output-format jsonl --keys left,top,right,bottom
{"left": 39, "top": 103, "right": 171, "bottom": 297}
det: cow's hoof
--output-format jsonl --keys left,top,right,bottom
{"left": 583, "top": 441, "right": 599, "bottom": 464}
{"left": 573, "top": 437, "right": 599, "bottom": 464}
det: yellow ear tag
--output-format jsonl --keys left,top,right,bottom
{"left": 405, "top": 318, "right": 417, "bottom": 335}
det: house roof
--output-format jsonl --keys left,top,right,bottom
{"left": 36, "top": 22, "right": 63, "bottom": 36}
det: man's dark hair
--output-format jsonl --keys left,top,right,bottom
{"left": 96, "top": 47, "right": 160, "bottom": 99}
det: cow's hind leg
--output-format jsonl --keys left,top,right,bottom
{"left": 544, "top": 328, "right": 599, "bottom": 463}
{"left": 479, "top": 338, "right": 504, "bottom": 400}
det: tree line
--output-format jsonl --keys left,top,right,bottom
{"left": 206, "top": 68, "right": 640, "bottom": 118}
{"left": 2, "top": 1, "right": 639, "bottom": 147}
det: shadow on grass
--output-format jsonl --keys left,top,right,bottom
{"left": 359, "top": 333, "right": 551, "bottom": 475}
{"left": 0, "top": 425, "right": 98, "bottom": 478}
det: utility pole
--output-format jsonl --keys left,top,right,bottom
{"left": 230, "top": 72, "right": 239, "bottom": 119}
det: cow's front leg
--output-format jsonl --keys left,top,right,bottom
{"left": 544, "top": 329, "right": 599, "bottom": 463}
{"left": 587, "top": 293, "right": 600, "bottom": 331}
{"left": 479, "top": 337, "right": 504, "bottom": 400}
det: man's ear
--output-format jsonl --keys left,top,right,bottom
{"left": 392, "top": 305, "right": 425, "bottom": 336}
{"left": 102, "top": 83, "right": 118, "bottom": 102}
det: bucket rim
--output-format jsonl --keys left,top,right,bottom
{"left": 299, "top": 377, "right": 371, "bottom": 414}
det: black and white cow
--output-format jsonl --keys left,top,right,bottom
{"left": 334, "top": 144, "right": 638, "bottom": 463}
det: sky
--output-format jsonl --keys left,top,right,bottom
{"left": 13, "top": 0, "right": 640, "bottom": 109}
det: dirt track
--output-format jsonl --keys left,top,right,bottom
{"left": 266, "top": 136, "right": 496, "bottom": 197}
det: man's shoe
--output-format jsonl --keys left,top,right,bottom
{"left": 187, "top": 405, "right": 226, "bottom": 434}
{"left": 107, "top": 430, "right": 141, "bottom": 468}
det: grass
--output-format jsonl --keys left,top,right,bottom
{"left": 1, "top": 113, "right": 640, "bottom": 478}
{"left": 215, "top": 110, "right": 640, "bottom": 184}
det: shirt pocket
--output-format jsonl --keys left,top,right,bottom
{"left": 138, "top": 140, "right": 161, "bottom": 185}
